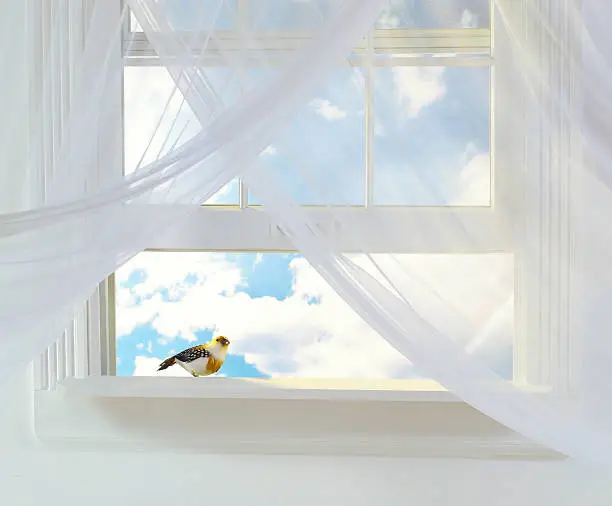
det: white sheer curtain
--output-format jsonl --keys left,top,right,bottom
{"left": 0, "top": 0, "right": 387, "bottom": 383}
{"left": 3, "top": 0, "right": 612, "bottom": 468}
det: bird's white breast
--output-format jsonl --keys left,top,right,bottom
{"left": 177, "top": 356, "right": 209, "bottom": 376}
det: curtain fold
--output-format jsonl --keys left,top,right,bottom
{"left": 0, "top": 0, "right": 389, "bottom": 384}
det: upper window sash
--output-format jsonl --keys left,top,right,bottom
{"left": 122, "top": 27, "right": 491, "bottom": 64}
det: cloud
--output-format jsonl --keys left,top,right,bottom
{"left": 116, "top": 252, "right": 244, "bottom": 341}
{"left": 392, "top": 67, "right": 447, "bottom": 118}
{"left": 377, "top": 10, "right": 400, "bottom": 28}
{"left": 115, "top": 292, "right": 163, "bottom": 338}
{"left": 123, "top": 66, "right": 233, "bottom": 204}
{"left": 123, "top": 67, "right": 200, "bottom": 175}
{"left": 309, "top": 98, "right": 347, "bottom": 121}
{"left": 451, "top": 144, "right": 491, "bottom": 205}
{"left": 460, "top": 9, "right": 478, "bottom": 28}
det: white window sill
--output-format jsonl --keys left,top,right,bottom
{"left": 34, "top": 376, "right": 562, "bottom": 459}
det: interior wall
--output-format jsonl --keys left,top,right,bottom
{"left": 0, "top": 370, "right": 610, "bottom": 506}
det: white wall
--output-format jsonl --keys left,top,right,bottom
{"left": 0, "top": 371, "right": 610, "bottom": 506}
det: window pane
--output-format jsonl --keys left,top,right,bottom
{"left": 115, "top": 251, "right": 513, "bottom": 380}
{"left": 373, "top": 65, "right": 490, "bottom": 205}
{"left": 123, "top": 66, "right": 239, "bottom": 204}
{"left": 376, "top": 0, "right": 491, "bottom": 29}
{"left": 249, "top": 67, "right": 365, "bottom": 205}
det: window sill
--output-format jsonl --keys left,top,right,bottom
{"left": 57, "top": 376, "right": 456, "bottom": 401}
{"left": 34, "top": 376, "right": 562, "bottom": 459}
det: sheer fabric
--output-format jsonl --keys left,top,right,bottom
{"left": 0, "top": 0, "right": 388, "bottom": 383}
{"left": 3, "top": 0, "right": 612, "bottom": 468}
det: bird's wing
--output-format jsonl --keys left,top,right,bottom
{"left": 174, "top": 344, "right": 211, "bottom": 363}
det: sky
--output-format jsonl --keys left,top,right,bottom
{"left": 118, "top": 0, "right": 513, "bottom": 381}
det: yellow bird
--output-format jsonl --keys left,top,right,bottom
{"left": 157, "top": 336, "right": 230, "bottom": 377}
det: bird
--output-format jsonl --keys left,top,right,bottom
{"left": 157, "top": 336, "right": 230, "bottom": 377}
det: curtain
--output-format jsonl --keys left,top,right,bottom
{"left": 3, "top": 0, "right": 612, "bottom": 468}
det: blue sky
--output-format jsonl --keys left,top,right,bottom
{"left": 119, "top": 0, "right": 512, "bottom": 381}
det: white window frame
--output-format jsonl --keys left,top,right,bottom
{"left": 32, "top": 0, "right": 570, "bottom": 460}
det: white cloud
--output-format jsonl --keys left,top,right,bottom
{"left": 123, "top": 67, "right": 200, "bottom": 176}
{"left": 123, "top": 67, "right": 231, "bottom": 205}
{"left": 392, "top": 67, "right": 447, "bottom": 118}
{"left": 451, "top": 143, "right": 491, "bottom": 205}
{"left": 377, "top": 10, "right": 400, "bottom": 28}
{"left": 116, "top": 252, "right": 244, "bottom": 341}
{"left": 460, "top": 9, "right": 478, "bottom": 28}
{"left": 376, "top": 0, "right": 405, "bottom": 28}
{"left": 117, "top": 251, "right": 242, "bottom": 300}
{"left": 115, "top": 292, "right": 163, "bottom": 338}
{"left": 310, "top": 98, "right": 347, "bottom": 121}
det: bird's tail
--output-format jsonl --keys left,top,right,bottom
{"left": 157, "top": 356, "right": 176, "bottom": 371}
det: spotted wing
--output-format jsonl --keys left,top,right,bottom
{"left": 175, "top": 345, "right": 210, "bottom": 364}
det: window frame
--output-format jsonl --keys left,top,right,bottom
{"left": 36, "top": 0, "right": 506, "bottom": 387}
{"left": 31, "top": 0, "right": 570, "bottom": 460}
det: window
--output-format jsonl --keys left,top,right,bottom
{"left": 32, "top": 0, "right": 562, "bottom": 459}
{"left": 113, "top": 0, "right": 506, "bottom": 388}
{"left": 36, "top": 0, "right": 503, "bottom": 386}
